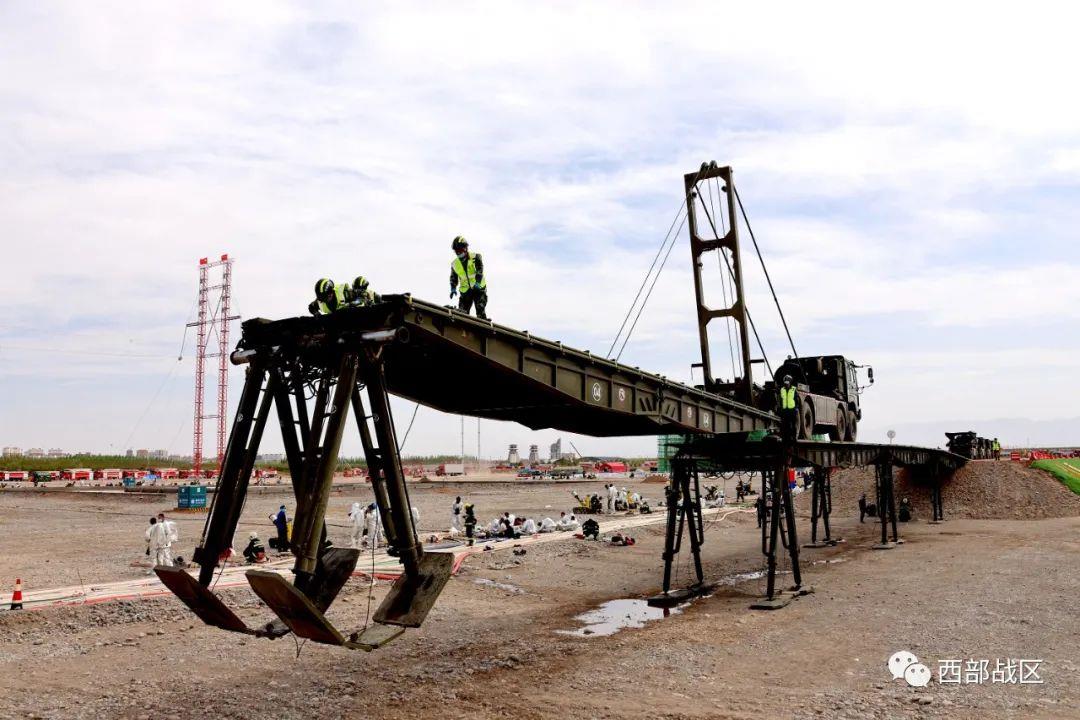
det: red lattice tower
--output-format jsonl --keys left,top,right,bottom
{"left": 188, "top": 255, "right": 240, "bottom": 475}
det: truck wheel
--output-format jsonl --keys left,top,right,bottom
{"left": 830, "top": 407, "right": 847, "bottom": 442}
{"left": 799, "top": 402, "right": 814, "bottom": 440}
{"left": 846, "top": 410, "right": 858, "bottom": 442}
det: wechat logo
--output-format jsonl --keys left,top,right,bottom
{"left": 888, "top": 650, "right": 931, "bottom": 688}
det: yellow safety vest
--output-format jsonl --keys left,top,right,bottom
{"left": 317, "top": 285, "right": 348, "bottom": 314}
{"left": 452, "top": 253, "right": 486, "bottom": 293}
{"left": 780, "top": 386, "right": 797, "bottom": 410}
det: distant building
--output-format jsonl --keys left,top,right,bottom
{"left": 549, "top": 438, "right": 561, "bottom": 462}
{"left": 125, "top": 449, "right": 134, "bottom": 458}
{"left": 506, "top": 444, "right": 520, "bottom": 464}
{"left": 26, "top": 448, "right": 44, "bottom": 458}
{"left": 136, "top": 449, "right": 149, "bottom": 459}
{"left": 257, "top": 453, "right": 285, "bottom": 462}
{"left": 2, "top": 447, "right": 21, "bottom": 457}
{"left": 47, "top": 448, "right": 66, "bottom": 458}
{"left": 528, "top": 445, "right": 539, "bottom": 464}
{"left": 151, "top": 449, "right": 168, "bottom": 459}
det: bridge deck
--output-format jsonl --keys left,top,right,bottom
{"left": 678, "top": 433, "right": 967, "bottom": 472}
{"left": 238, "top": 295, "right": 776, "bottom": 437}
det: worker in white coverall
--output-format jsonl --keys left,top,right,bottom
{"left": 348, "top": 502, "right": 365, "bottom": 549}
{"left": 608, "top": 484, "right": 618, "bottom": 514}
{"left": 144, "top": 517, "right": 171, "bottom": 573}
{"left": 538, "top": 517, "right": 556, "bottom": 533}
{"left": 451, "top": 496, "right": 464, "bottom": 534}
{"left": 363, "top": 503, "right": 381, "bottom": 548}
{"left": 411, "top": 506, "right": 421, "bottom": 531}
{"left": 156, "top": 512, "right": 177, "bottom": 566}
{"left": 520, "top": 517, "right": 537, "bottom": 535}
{"left": 556, "top": 513, "right": 580, "bottom": 531}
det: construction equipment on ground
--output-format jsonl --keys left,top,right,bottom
{"left": 157, "top": 162, "right": 967, "bottom": 650}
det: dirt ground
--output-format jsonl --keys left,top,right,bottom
{"left": 0, "top": 466, "right": 1078, "bottom": 720}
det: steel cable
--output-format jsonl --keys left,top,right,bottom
{"left": 733, "top": 186, "right": 798, "bottom": 359}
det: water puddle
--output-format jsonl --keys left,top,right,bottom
{"left": 474, "top": 578, "right": 524, "bottom": 594}
{"left": 557, "top": 598, "right": 685, "bottom": 637}
{"left": 716, "top": 569, "right": 792, "bottom": 585}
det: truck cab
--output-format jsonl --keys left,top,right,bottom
{"left": 759, "top": 355, "right": 872, "bottom": 441}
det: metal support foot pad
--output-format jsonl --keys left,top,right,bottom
{"left": 750, "top": 585, "right": 813, "bottom": 610}
{"left": 803, "top": 539, "right": 843, "bottom": 548}
{"left": 646, "top": 583, "right": 717, "bottom": 608}
{"left": 246, "top": 569, "right": 345, "bottom": 646}
{"left": 373, "top": 550, "right": 455, "bottom": 627}
{"left": 155, "top": 566, "right": 252, "bottom": 634}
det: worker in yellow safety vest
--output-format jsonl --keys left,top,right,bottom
{"left": 778, "top": 374, "right": 798, "bottom": 444}
{"left": 992, "top": 438, "right": 1001, "bottom": 459}
{"left": 345, "top": 276, "right": 380, "bottom": 308}
{"left": 308, "top": 278, "right": 348, "bottom": 315}
{"left": 449, "top": 236, "right": 488, "bottom": 320}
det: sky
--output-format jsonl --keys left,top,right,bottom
{"left": 1, "top": 1, "right": 1078, "bottom": 458}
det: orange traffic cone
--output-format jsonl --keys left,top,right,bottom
{"left": 10, "top": 578, "right": 23, "bottom": 610}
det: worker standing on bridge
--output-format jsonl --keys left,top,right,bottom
{"left": 779, "top": 375, "right": 798, "bottom": 444}
{"left": 449, "top": 236, "right": 488, "bottom": 320}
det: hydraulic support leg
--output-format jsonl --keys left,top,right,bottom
{"left": 291, "top": 354, "right": 359, "bottom": 589}
{"left": 360, "top": 356, "right": 454, "bottom": 628}
{"left": 270, "top": 367, "right": 307, "bottom": 504}
{"left": 805, "top": 466, "right": 840, "bottom": 548}
{"left": 931, "top": 481, "right": 945, "bottom": 523}
{"left": 873, "top": 462, "right": 901, "bottom": 548}
{"left": 751, "top": 456, "right": 811, "bottom": 609}
{"left": 192, "top": 364, "right": 268, "bottom": 584}
{"left": 157, "top": 365, "right": 284, "bottom": 636}
{"left": 648, "top": 457, "right": 708, "bottom": 607}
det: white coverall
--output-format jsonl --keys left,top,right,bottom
{"left": 451, "top": 500, "right": 463, "bottom": 533}
{"left": 538, "top": 517, "right": 556, "bottom": 533}
{"left": 163, "top": 519, "right": 178, "bottom": 565}
{"left": 363, "top": 506, "right": 382, "bottom": 548}
{"left": 606, "top": 485, "right": 616, "bottom": 514}
{"left": 411, "top": 506, "right": 421, "bottom": 531}
{"left": 348, "top": 502, "right": 365, "bottom": 549}
{"left": 520, "top": 518, "right": 537, "bottom": 535}
{"left": 145, "top": 523, "right": 171, "bottom": 569}
{"left": 556, "top": 514, "right": 580, "bottom": 531}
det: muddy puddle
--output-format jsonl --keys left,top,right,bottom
{"left": 557, "top": 598, "right": 686, "bottom": 637}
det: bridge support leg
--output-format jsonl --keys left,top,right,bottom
{"left": 930, "top": 480, "right": 945, "bottom": 523}
{"left": 648, "top": 457, "right": 709, "bottom": 608}
{"left": 291, "top": 354, "right": 359, "bottom": 589}
{"left": 194, "top": 364, "right": 269, "bottom": 585}
{"left": 752, "top": 459, "right": 811, "bottom": 609}
{"left": 804, "top": 466, "right": 840, "bottom": 548}
{"left": 358, "top": 355, "right": 454, "bottom": 628}
{"left": 872, "top": 462, "right": 901, "bottom": 549}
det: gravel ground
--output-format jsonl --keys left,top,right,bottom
{"left": 797, "top": 460, "right": 1080, "bottom": 521}
{"left": 0, "top": 470, "right": 1077, "bottom": 719}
